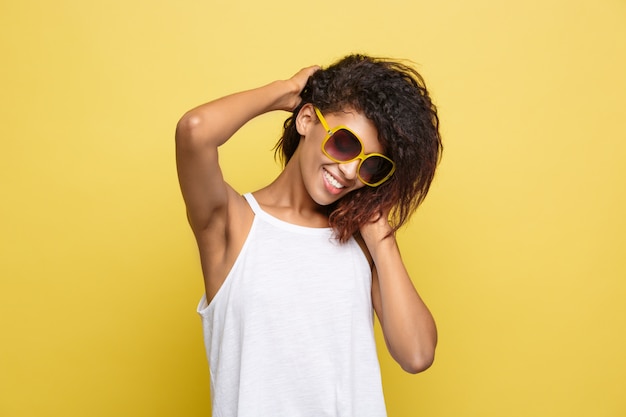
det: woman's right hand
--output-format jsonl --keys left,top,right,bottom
{"left": 278, "top": 65, "right": 320, "bottom": 111}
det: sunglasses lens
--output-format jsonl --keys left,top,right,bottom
{"left": 324, "top": 130, "right": 362, "bottom": 161}
{"left": 322, "top": 126, "right": 394, "bottom": 186}
{"left": 359, "top": 156, "right": 394, "bottom": 184}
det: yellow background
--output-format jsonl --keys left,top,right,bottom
{"left": 1, "top": 0, "right": 625, "bottom": 416}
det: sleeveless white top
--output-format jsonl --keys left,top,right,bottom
{"left": 197, "top": 193, "right": 386, "bottom": 417}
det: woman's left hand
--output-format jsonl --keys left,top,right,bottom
{"left": 359, "top": 209, "right": 393, "bottom": 250}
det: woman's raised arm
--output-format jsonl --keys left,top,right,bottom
{"left": 175, "top": 66, "right": 318, "bottom": 234}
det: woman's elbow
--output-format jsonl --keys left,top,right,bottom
{"left": 176, "top": 111, "right": 206, "bottom": 144}
{"left": 400, "top": 350, "right": 435, "bottom": 374}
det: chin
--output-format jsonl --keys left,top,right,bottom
{"left": 317, "top": 189, "right": 352, "bottom": 207}
{"left": 307, "top": 188, "right": 340, "bottom": 207}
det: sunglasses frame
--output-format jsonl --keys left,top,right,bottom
{"left": 314, "top": 107, "right": 396, "bottom": 187}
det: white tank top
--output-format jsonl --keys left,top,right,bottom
{"left": 197, "top": 193, "right": 386, "bottom": 417}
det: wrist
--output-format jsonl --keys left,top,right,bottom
{"left": 367, "top": 233, "right": 399, "bottom": 266}
{"left": 264, "top": 79, "right": 302, "bottom": 112}
{"left": 362, "top": 222, "right": 395, "bottom": 251}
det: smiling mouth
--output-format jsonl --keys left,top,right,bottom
{"left": 323, "top": 169, "right": 345, "bottom": 190}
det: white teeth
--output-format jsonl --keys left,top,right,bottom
{"left": 324, "top": 170, "right": 344, "bottom": 189}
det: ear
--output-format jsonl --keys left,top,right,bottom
{"left": 295, "top": 103, "right": 317, "bottom": 137}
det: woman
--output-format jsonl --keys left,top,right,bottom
{"left": 176, "top": 54, "right": 442, "bottom": 416}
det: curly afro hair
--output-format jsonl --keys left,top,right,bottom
{"left": 275, "top": 54, "right": 442, "bottom": 242}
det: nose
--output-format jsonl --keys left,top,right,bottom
{"left": 337, "top": 159, "right": 360, "bottom": 181}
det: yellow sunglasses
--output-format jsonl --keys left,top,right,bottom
{"left": 314, "top": 107, "right": 395, "bottom": 187}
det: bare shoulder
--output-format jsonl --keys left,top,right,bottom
{"left": 226, "top": 186, "right": 255, "bottom": 236}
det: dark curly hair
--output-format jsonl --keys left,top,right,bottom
{"left": 275, "top": 54, "right": 442, "bottom": 242}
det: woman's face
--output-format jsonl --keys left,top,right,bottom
{"left": 297, "top": 106, "right": 383, "bottom": 206}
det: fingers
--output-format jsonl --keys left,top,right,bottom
{"left": 297, "top": 65, "right": 321, "bottom": 77}
{"left": 279, "top": 65, "right": 321, "bottom": 111}
{"left": 301, "top": 65, "right": 321, "bottom": 77}
{"left": 291, "top": 65, "right": 320, "bottom": 90}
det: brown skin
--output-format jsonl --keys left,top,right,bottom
{"left": 176, "top": 66, "right": 437, "bottom": 374}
